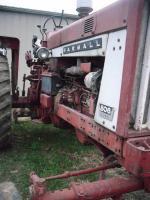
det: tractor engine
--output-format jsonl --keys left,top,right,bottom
{"left": 26, "top": 45, "right": 104, "bottom": 125}
{"left": 53, "top": 60, "right": 102, "bottom": 117}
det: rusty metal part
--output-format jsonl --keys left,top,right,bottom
{"left": 30, "top": 172, "right": 46, "bottom": 198}
{"left": 57, "top": 104, "right": 123, "bottom": 155}
{"left": 75, "top": 129, "right": 90, "bottom": 144}
{"left": 122, "top": 136, "right": 150, "bottom": 192}
{"left": 30, "top": 176, "right": 144, "bottom": 200}
{"left": 43, "top": 162, "right": 118, "bottom": 181}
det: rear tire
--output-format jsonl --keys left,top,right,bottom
{"left": 0, "top": 54, "right": 11, "bottom": 149}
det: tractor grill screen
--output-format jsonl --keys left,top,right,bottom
{"left": 84, "top": 17, "right": 94, "bottom": 33}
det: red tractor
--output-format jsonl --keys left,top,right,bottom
{"left": 1, "top": 0, "right": 150, "bottom": 199}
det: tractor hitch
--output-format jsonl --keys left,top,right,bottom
{"left": 29, "top": 158, "right": 143, "bottom": 200}
{"left": 30, "top": 173, "right": 144, "bottom": 200}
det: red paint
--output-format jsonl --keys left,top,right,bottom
{"left": 30, "top": 175, "right": 143, "bottom": 200}
{"left": 47, "top": 0, "right": 129, "bottom": 49}
{"left": 80, "top": 62, "right": 91, "bottom": 73}
{"left": 44, "top": 162, "right": 118, "bottom": 181}
{"left": 75, "top": 129, "right": 90, "bottom": 144}
{"left": 57, "top": 104, "right": 123, "bottom": 155}
{"left": 40, "top": 94, "right": 52, "bottom": 108}
{"left": 123, "top": 137, "right": 150, "bottom": 177}
{"left": 116, "top": 0, "right": 145, "bottom": 137}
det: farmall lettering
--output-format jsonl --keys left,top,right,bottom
{"left": 63, "top": 38, "right": 102, "bottom": 54}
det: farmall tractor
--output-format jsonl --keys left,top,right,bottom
{"left": 1, "top": 0, "right": 150, "bottom": 199}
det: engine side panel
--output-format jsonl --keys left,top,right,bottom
{"left": 94, "top": 29, "right": 127, "bottom": 132}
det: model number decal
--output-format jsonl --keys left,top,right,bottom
{"left": 99, "top": 104, "right": 115, "bottom": 121}
{"left": 63, "top": 38, "right": 102, "bottom": 54}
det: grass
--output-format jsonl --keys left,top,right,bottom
{"left": 0, "top": 121, "right": 149, "bottom": 199}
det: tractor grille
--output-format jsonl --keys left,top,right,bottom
{"left": 84, "top": 17, "right": 94, "bottom": 33}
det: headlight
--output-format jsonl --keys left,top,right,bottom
{"left": 36, "top": 47, "right": 49, "bottom": 60}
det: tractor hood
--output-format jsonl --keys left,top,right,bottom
{"left": 47, "top": 0, "right": 133, "bottom": 49}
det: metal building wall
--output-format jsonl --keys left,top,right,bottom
{"left": 0, "top": 8, "right": 77, "bottom": 94}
